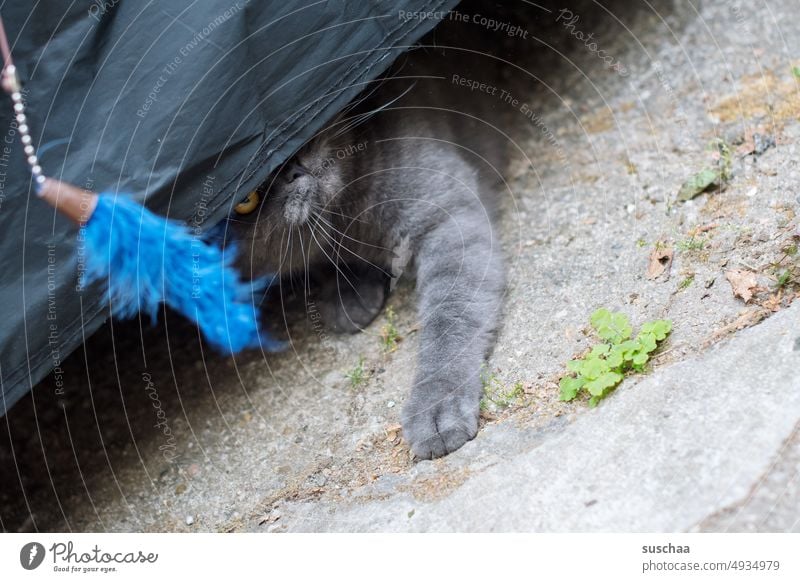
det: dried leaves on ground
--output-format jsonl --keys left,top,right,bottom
{"left": 647, "top": 244, "right": 674, "bottom": 280}
{"left": 725, "top": 269, "right": 759, "bottom": 303}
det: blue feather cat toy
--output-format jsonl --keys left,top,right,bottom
{"left": 80, "top": 188, "right": 282, "bottom": 354}
{"left": 37, "top": 178, "right": 281, "bottom": 356}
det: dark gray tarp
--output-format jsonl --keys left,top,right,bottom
{"left": 0, "top": 0, "right": 459, "bottom": 415}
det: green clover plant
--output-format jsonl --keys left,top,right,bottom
{"left": 559, "top": 309, "right": 672, "bottom": 407}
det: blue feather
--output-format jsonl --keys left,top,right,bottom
{"left": 79, "top": 194, "right": 283, "bottom": 354}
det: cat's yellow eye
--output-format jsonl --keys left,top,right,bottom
{"left": 234, "top": 190, "right": 260, "bottom": 215}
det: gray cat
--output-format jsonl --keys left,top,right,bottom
{"left": 231, "top": 62, "right": 507, "bottom": 459}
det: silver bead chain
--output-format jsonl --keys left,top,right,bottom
{"left": 3, "top": 64, "right": 45, "bottom": 187}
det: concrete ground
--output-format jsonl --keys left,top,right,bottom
{"left": 1, "top": 0, "right": 799, "bottom": 532}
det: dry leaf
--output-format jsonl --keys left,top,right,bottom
{"left": 688, "top": 222, "right": 718, "bottom": 236}
{"left": 725, "top": 269, "right": 758, "bottom": 302}
{"left": 258, "top": 509, "right": 281, "bottom": 525}
{"left": 647, "top": 245, "right": 674, "bottom": 280}
{"left": 384, "top": 423, "right": 403, "bottom": 442}
{"left": 760, "top": 291, "right": 784, "bottom": 312}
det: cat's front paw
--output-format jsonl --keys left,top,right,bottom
{"left": 315, "top": 268, "right": 388, "bottom": 334}
{"left": 401, "top": 389, "right": 480, "bottom": 459}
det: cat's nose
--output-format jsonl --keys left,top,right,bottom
{"left": 284, "top": 163, "right": 308, "bottom": 183}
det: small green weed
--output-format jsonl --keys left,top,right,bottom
{"left": 480, "top": 369, "right": 525, "bottom": 410}
{"left": 380, "top": 307, "right": 401, "bottom": 353}
{"left": 494, "top": 381, "right": 525, "bottom": 408}
{"left": 559, "top": 309, "right": 672, "bottom": 407}
{"left": 776, "top": 269, "right": 794, "bottom": 289}
{"left": 677, "top": 237, "right": 706, "bottom": 252}
{"left": 678, "top": 275, "right": 695, "bottom": 291}
{"left": 771, "top": 244, "right": 800, "bottom": 290}
{"left": 346, "top": 356, "right": 368, "bottom": 388}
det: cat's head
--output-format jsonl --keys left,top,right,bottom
{"left": 227, "top": 118, "right": 359, "bottom": 275}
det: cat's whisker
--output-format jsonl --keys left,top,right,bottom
{"left": 316, "top": 222, "right": 360, "bottom": 281}
{"left": 335, "top": 75, "right": 391, "bottom": 117}
{"left": 297, "top": 227, "right": 312, "bottom": 307}
{"left": 310, "top": 215, "right": 392, "bottom": 278}
{"left": 253, "top": 222, "right": 295, "bottom": 308}
{"left": 310, "top": 204, "right": 369, "bottom": 228}
{"left": 224, "top": 216, "right": 257, "bottom": 225}
{"left": 259, "top": 229, "right": 286, "bottom": 309}
{"left": 312, "top": 212, "right": 394, "bottom": 253}
{"left": 315, "top": 215, "right": 386, "bottom": 261}
{"left": 312, "top": 208, "right": 370, "bottom": 229}
{"left": 287, "top": 227, "right": 295, "bottom": 280}
{"left": 277, "top": 227, "right": 293, "bottom": 276}
{"left": 311, "top": 216, "right": 344, "bottom": 266}
{"left": 307, "top": 218, "right": 362, "bottom": 299}
{"left": 309, "top": 202, "right": 366, "bottom": 223}
{"left": 330, "top": 82, "right": 416, "bottom": 139}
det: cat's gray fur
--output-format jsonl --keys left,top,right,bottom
{"left": 231, "top": 52, "right": 507, "bottom": 459}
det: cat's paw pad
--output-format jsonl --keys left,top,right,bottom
{"left": 401, "top": 397, "right": 479, "bottom": 459}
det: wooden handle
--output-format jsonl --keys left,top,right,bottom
{"left": 38, "top": 178, "right": 98, "bottom": 225}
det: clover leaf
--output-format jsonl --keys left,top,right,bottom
{"left": 559, "top": 310, "right": 672, "bottom": 406}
